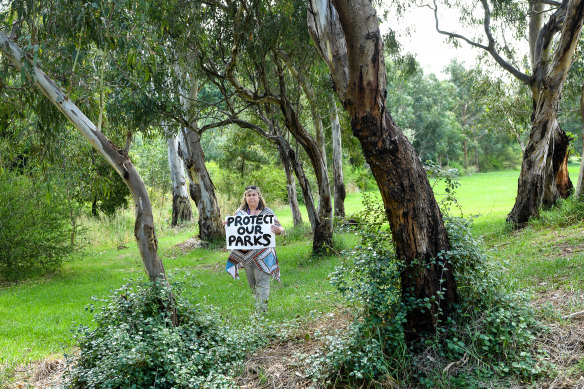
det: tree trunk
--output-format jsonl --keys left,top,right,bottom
{"left": 508, "top": 90, "right": 573, "bottom": 225}
{"left": 278, "top": 146, "right": 303, "bottom": 227}
{"left": 576, "top": 84, "right": 584, "bottom": 197}
{"left": 167, "top": 135, "right": 192, "bottom": 226}
{"left": 178, "top": 128, "right": 224, "bottom": 241}
{"left": 308, "top": 0, "right": 457, "bottom": 340}
{"left": 475, "top": 135, "right": 480, "bottom": 172}
{"left": 176, "top": 75, "right": 224, "bottom": 241}
{"left": 278, "top": 88, "right": 333, "bottom": 251}
{"left": 463, "top": 138, "right": 468, "bottom": 172}
{"left": 507, "top": 0, "right": 583, "bottom": 225}
{"left": 329, "top": 93, "right": 346, "bottom": 219}
{"left": 0, "top": 34, "right": 174, "bottom": 320}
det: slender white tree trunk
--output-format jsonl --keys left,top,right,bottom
{"left": 329, "top": 93, "right": 345, "bottom": 218}
{"left": 178, "top": 128, "right": 224, "bottom": 241}
{"left": 167, "top": 135, "right": 192, "bottom": 226}
{"left": 278, "top": 147, "right": 303, "bottom": 226}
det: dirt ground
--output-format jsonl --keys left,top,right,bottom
{"left": 6, "top": 306, "right": 584, "bottom": 389}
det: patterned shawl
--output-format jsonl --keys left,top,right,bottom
{"left": 225, "top": 207, "right": 281, "bottom": 282}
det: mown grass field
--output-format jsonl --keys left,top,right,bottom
{"left": 1, "top": 166, "right": 584, "bottom": 377}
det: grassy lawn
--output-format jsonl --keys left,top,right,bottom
{"left": 2, "top": 166, "right": 584, "bottom": 373}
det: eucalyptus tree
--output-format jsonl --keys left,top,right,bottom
{"left": 80, "top": 0, "right": 226, "bottom": 242}
{"left": 329, "top": 93, "right": 345, "bottom": 218}
{"left": 446, "top": 60, "right": 528, "bottom": 171}
{"left": 561, "top": 42, "right": 584, "bottom": 196}
{"left": 167, "top": 133, "right": 192, "bottom": 226}
{"left": 430, "top": 0, "right": 584, "bottom": 226}
{"left": 0, "top": 12, "right": 170, "bottom": 286}
{"left": 308, "top": 0, "right": 457, "bottom": 339}
{"left": 197, "top": 0, "right": 334, "bottom": 251}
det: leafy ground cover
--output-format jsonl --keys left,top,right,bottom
{"left": 2, "top": 167, "right": 584, "bottom": 387}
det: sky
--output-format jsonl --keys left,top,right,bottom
{"left": 384, "top": 5, "right": 482, "bottom": 79}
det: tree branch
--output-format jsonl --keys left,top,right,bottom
{"left": 432, "top": 0, "right": 530, "bottom": 84}
{"left": 539, "top": 0, "right": 562, "bottom": 6}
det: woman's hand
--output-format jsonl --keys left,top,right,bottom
{"left": 271, "top": 225, "right": 284, "bottom": 235}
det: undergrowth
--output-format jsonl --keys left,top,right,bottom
{"left": 532, "top": 195, "right": 584, "bottom": 228}
{"left": 64, "top": 279, "right": 273, "bottom": 388}
{"left": 302, "top": 167, "right": 551, "bottom": 388}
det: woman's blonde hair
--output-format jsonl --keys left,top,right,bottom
{"left": 238, "top": 185, "right": 267, "bottom": 211}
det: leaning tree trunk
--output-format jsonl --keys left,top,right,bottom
{"left": 308, "top": 0, "right": 457, "bottom": 340}
{"left": 1, "top": 32, "right": 177, "bottom": 327}
{"left": 329, "top": 93, "right": 346, "bottom": 219}
{"left": 276, "top": 64, "right": 333, "bottom": 252}
{"left": 0, "top": 32, "right": 169, "bottom": 284}
{"left": 167, "top": 135, "right": 192, "bottom": 226}
{"left": 179, "top": 128, "right": 224, "bottom": 241}
{"left": 278, "top": 146, "right": 303, "bottom": 227}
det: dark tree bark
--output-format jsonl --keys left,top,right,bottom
{"left": 308, "top": 0, "right": 457, "bottom": 340}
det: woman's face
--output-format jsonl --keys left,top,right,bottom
{"left": 245, "top": 190, "right": 260, "bottom": 209}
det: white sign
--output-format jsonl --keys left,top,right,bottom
{"left": 225, "top": 214, "right": 276, "bottom": 250}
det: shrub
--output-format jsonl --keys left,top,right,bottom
{"left": 0, "top": 170, "right": 74, "bottom": 280}
{"left": 65, "top": 279, "right": 270, "bottom": 389}
{"left": 304, "top": 169, "right": 549, "bottom": 387}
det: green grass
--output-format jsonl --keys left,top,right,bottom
{"left": 2, "top": 165, "right": 584, "bottom": 369}
{"left": 0, "top": 217, "right": 358, "bottom": 365}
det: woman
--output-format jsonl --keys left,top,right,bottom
{"left": 225, "top": 186, "right": 284, "bottom": 312}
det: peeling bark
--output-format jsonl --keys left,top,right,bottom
{"left": 167, "top": 135, "right": 192, "bottom": 226}
{"left": 178, "top": 128, "right": 224, "bottom": 241}
{"left": 309, "top": 0, "right": 457, "bottom": 340}
{"left": 329, "top": 93, "right": 346, "bottom": 219}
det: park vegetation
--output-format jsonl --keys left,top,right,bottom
{"left": 1, "top": 0, "right": 584, "bottom": 388}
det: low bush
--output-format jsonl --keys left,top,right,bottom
{"left": 0, "top": 170, "right": 74, "bottom": 280}
{"left": 303, "top": 169, "right": 549, "bottom": 387}
{"left": 65, "top": 279, "right": 271, "bottom": 389}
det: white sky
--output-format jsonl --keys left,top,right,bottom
{"left": 384, "top": 5, "right": 482, "bottom": 79}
